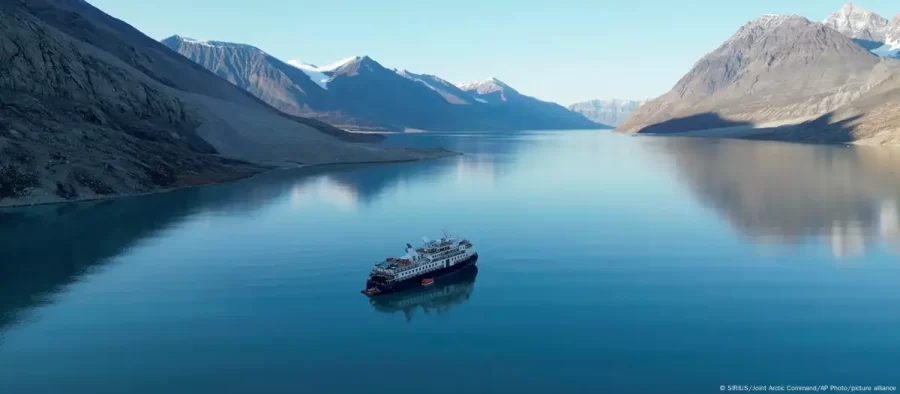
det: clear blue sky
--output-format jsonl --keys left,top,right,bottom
{"left": 88, "top": 0, "right": 896, "bottom": 105}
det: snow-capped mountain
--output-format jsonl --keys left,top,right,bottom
{"left": 161, "top": 36, "right": 602, "bottom": 131}
{"left": 457, "top": 78, "right": 516, "bottom": 103}
{"left": 823, "top": 2, "right": 890, "bottom": 43}
{"left": 568, "top": 99, "right": 647, "bottom": 126}
{"left": 285, "top": 57, "right": 359, "bottom": 89}
{"left": 822, "top": 3, "right": 900, "bottom": 58}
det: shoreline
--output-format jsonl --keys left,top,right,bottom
{"left": 0, "top": 150, "right": 460, "bottom": 210}
{"left": 625, "top": 116, "right": 900, "bottom": 147}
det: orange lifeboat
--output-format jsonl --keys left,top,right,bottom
{"left": 421, "top": 278, "right": 434, "bottom": 286}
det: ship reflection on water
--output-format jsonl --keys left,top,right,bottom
{"left": 368, "top": 266, "right": 479, "bottom": 322}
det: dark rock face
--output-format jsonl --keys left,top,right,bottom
{"left": 161, "top": 37, "right": 604, "bottom": 132}
{"left": 0, "top": 165, "right": 39, "bottom": 199}
{"left": 0, "top": 2, "right": 262, "bottom": 206}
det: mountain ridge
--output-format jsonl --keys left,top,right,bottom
{"left": 162, "top": 35, "right": 606, "bottom": 131}
{"left": 618, "top": 11, "right": 900, "bottom": 135}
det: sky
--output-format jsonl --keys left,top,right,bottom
{"left": 88, "top": 0, "right": 897, "bottom": 105}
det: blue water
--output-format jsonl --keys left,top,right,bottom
{"left": 2, "top": 130, "right": 900, "bottom": 393}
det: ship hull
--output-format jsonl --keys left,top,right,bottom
{"left": 364, "top": 253, "right": 479, "bottom": 296}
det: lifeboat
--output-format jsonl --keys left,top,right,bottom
{"left": 421, "top": 278, "right": 434, "bottom": 286}
{"left": 362, "top": 287, "right": 382, "bottom": 295}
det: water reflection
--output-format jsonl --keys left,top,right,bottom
{"left": 0, "top": 192, "right": 210, "bottom": 339}
{"left": 454, "top": 153, "right": 502, "bottom": 186}
{"left": 368, "top": 266, "right": 479, "bottom": 322}
{"left": 658, "top": 138, "right": 900, "bottom": 256}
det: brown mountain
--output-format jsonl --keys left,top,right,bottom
{"left": 619, "top": 14, "right": 900, "bottom": 134}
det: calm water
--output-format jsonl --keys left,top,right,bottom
{"left": 2, "top": 131, "right": 900, "bottom": 393}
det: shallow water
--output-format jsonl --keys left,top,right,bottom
{"left": 2, "top": 131, "right": 899, "bottom": 393}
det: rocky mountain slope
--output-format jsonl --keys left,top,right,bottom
{"left": 0, "top": 0, "right": 446, "bottom": 207}
{"left": 162, "top": 36, "right": 604, "bottom": 131}
{"left": 568, "top": 99, "right": 645, "bottom": 126}
{"left": 750, "top": 72, "right": 900, "bottom": 145}
{"left": 159, "top": 37, "right": 368, "bottom": 129}
{"left": 619, "top": 14, "right": 900, "bottom": 134}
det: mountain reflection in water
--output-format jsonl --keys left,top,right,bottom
{"left": 658, "top": 138, "right": 900, "bottom": 257}
{"left": 368, "top": 266, "right": 479, "bottom": 322}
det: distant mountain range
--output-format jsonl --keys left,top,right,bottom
{"left": 619, "top": 2, "right": 900, "bottom": 146}
{"left": 162, "top": 36, "right": 607, "bottom": 132}
{"left": 568, "top": 99, "right": 646, "bottom": 126}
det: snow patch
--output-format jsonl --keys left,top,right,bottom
{"left": 181, "top": 37, "right": 211, "bottom": 45}
{"left": 285, "top": 56, "right": 360, "bottom": 89}
{"left": 397, "top": 71, "right": 442, "bottom": 92}
{"left": 286, "top": 60, "right": 331, "bottom": 89}
{"left": 175, "top": 36, "right": 221, "bottom": 47}
{"left": 319, "top": 56, "right": 361, "bottom": 72}
{"left": 458, "top": 77, "right": 510, "bottom": 91}
{"left": 413, "top": 79, "right": 438, "bottom": 91}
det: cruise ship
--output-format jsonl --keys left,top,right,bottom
{"left": 362, "top": 232, "right": 478, "bottom": 296}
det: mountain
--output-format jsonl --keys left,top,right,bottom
{"left": 161, "top": 36, "right": 604, "bottom": 131}
{"left": 157, "top": 37, "right": 375, "bottom": 128}
{"left": 457, "top": 78, "right": 609, "bottom": 129}
{"left": 0, "top": 0, "right": 443, "bottom": 207}
{"left": 321, "top": 55, "right": 473, "bottom": 130}
{"left": 823, "top": 2, "right": 890, "bottom": 46}
{"left": 619, "top": 14, "right": 900, "bottom": 134}
{"left": 396, "top": 70, "right": 480, "bottom": 105}
{"left": 158, "top": 36, "right": 325, "bottom": 116}
{"left": 568, "top": 99, "right": 646, "bottom": 126}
